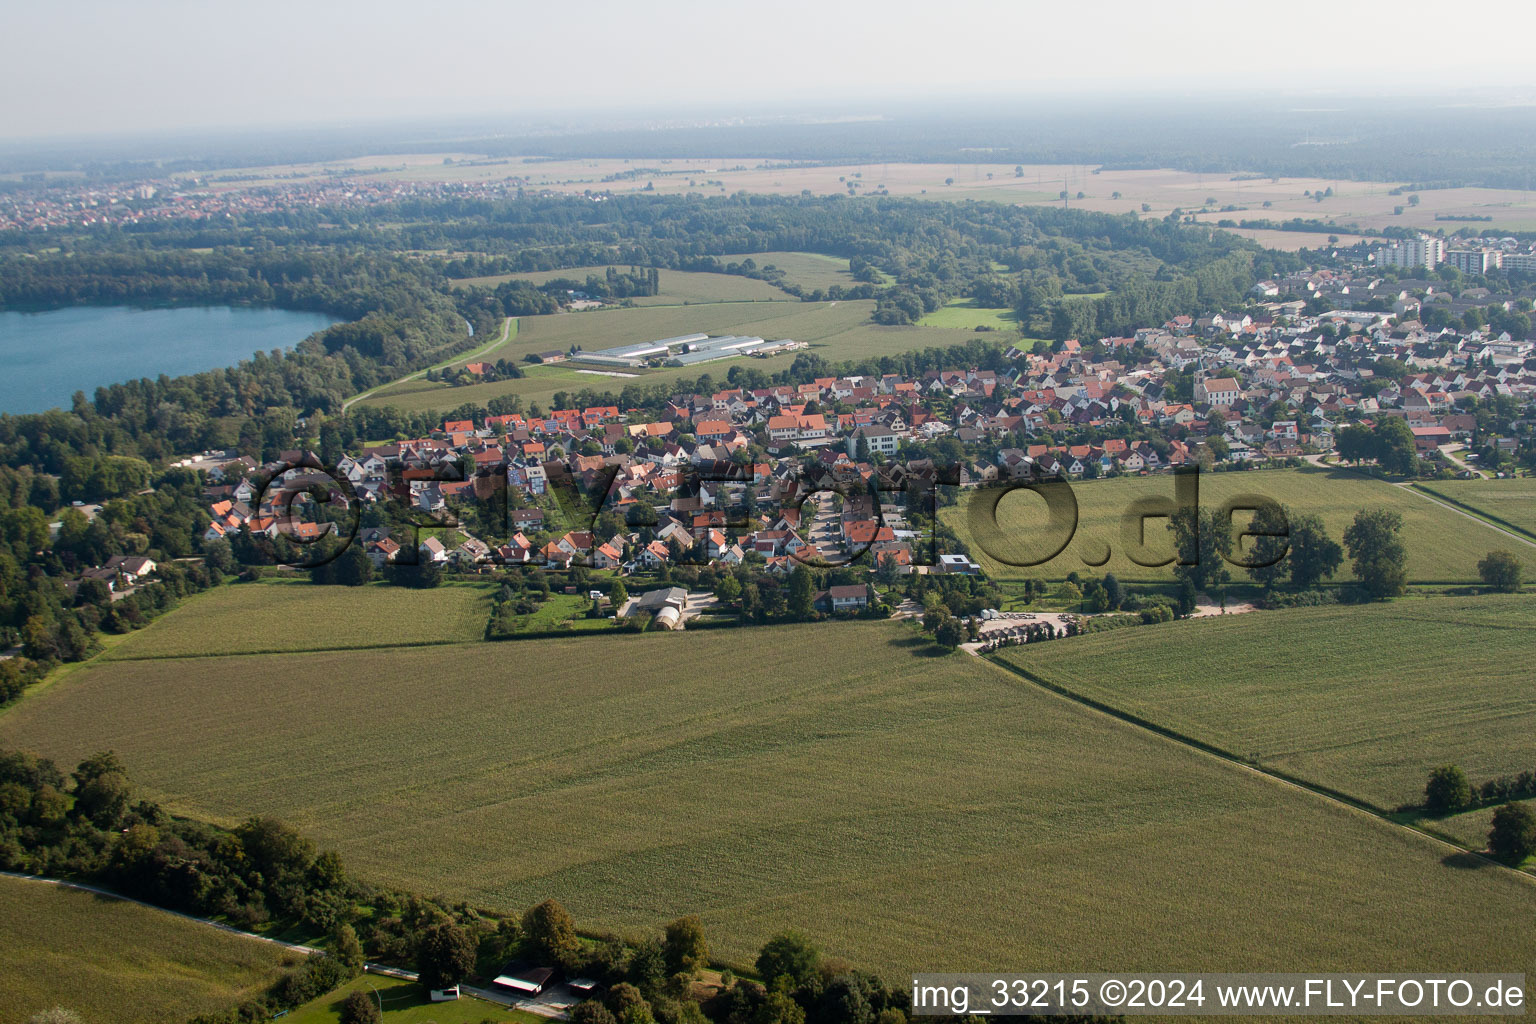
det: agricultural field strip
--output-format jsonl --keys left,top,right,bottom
{"left": 96, "top": 581, "right": 494, "bottom": 661}
{"left": 0, "top": 871, "right": 301, "bottom": 1024}
{"left": 1394, "top": 483, "right": 1536, "bottom": 550}
{"left": 9, "top": 622, "right": 1536, "bottom": 976}
{"left": 0, "top": 868, "right": 324, "bottom": 955}
{"left": 1410, "top": 482, "right": 1536, "bottom": 543}
{"left": 0, "top": 871, "right": 560, "bottom": 1023}
{"left": 977, "top": 653, "right": 1535, "bottom": 874}
{"left": 988, "top": 596, "right": 1536, "bottom": 811}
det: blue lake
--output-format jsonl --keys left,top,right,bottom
{"left": 0, "top": 305, "right": 338, "bottom": 415}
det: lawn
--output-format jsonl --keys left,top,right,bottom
{"left": 452, "top": 266, "right": 792, "bottom": 306}
{"left": 493, "top": 592, "right": 614, "bottom": 634}
{"left": 0, "top": 876, "right": 296, "bottom": 1024}
{"left": 993, "top": 594, "right": 1536, "bottom": 810}
{"left": 283, "top": 974, "right": 543, "bottom": 1024}
{"left": 1414, "top": 477, "right": 1536, "bottom": 540}
{"left": 99, "top": 579, "right": 493, "bottom": 659}
{"left": 5, "top": 621, "right": 1536, "bottom": 980}
{"left": 917, "top": 298, "right": 1022, "bottom": 332}
{"left": 359, "top": 300, "right": 978, "bottom": 414}
{"left": 941, "top": 465, "right": 1536, "bottom": 583}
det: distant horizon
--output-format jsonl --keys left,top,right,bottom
{"left": 5, "top": 0, "right": 1535, "bottom": 142}
{"left": 3, "top": 86, "right": 1536, "bottom": 148}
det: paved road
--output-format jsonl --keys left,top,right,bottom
{"left": 0, "top": 869, "right": 571, "bottom": 1019}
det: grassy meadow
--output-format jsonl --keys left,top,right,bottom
{"left": 0, "top": 876, "right": 296, "bottom": 1024}
{"left": 740, "top": 251, "right": 862, "bottom": 291}
{"left": 452, "top": 265, "right": 792, "bottom": 305}
{"left": 1414, "top": 477, "right": 1536, "bottom": 540}
{"left": 361, "top": 300, "right": 981, "bottom": 414}
{"left": 994, "top": 594, "right": 1536, "bottom": 810}
{"left": 916, "top": 297, "right": 1024, "bottom": 332}
{"left": 5, "top": 620, "right": 1536, "bottom": 979}
{"left": 942, "top": 466, "right": 1536, "bottom": 583}
{"left": 100, "top": 579, "right": 493, "bottom": 659}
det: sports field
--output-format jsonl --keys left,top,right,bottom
{"left": 4, "top": 620, "right": 1536, "bottom": 979}
{"left": 360, "top": 300, "right": 979, "bottom": 413}
{"left": 1414, "top": 477, "right": 1536, "bottom": 540}
{"left": 0, "top": 875, "right": 294, "bottom": 1024}
{"left": 994, "top": 594, "right": 1536, "bottom": 811}
{"left": 942, "top": 466, "right": 1536, "bottom": 583}
{"left": 100, "top": 579, "right": 493, "bottom": 659}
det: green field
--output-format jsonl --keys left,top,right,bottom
{"left": 1415, "top": 477, "right": 1536, "bottom": 540}
{"left": 943, "top": 466, "right": 1536, "bottom": 583}
{"left": 284, "top": 974, "right": 541, "bottom": 1024}
{"left": 5, "top": 620, "right": 1536, "bottom": 979}
{"left": 737, "top": 251, "right": 863, "bottom": 291}
{"left": 453, "top": 266, "right": 792, "bottom": 306}
{"left": 917, "top": 298, "right": 1022, "bottom": 332}
{"left": 995, "top": 594, "right": 1536, "bottom": 810}
{"left": 360, "top": 300, "right": 981, "bottom": 414}
{"left": 0, "top": 876, "right": 295, "bottom": 1024}
{"left": 100, "top": 580, "right": 493, "bottom": 659}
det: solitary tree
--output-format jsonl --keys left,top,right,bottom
{"left": 522, "top": 898, "right": 582, "bottom": 968}
{"left": 1478, "top": 550, "right": 1523, "bottom": 593}
{"left": 788, "top": 565, "right": 816, "bottom": 621}
{"left": 1425, "top": 764, "right": 1472, "bottom": 815}
{"left": 934, "top": 616, "right": 966, "bottom": 650}
{"left": 664, "top": 915, "right": 710, "bottom": 976}
{"left": 416, "top": 920, "right": 476, "bottom": 992}
{"left": 1344, "top": 508, "right": 1408, "bottom": 599}
{"left": 1488, "top": 802, "right": 1536, "bottom": 863}
{"left": 1288, "top": 512, "right": 1343, "bottom": 589}
{"left": 756, "top": 931, "right": 820, "bottom": 990}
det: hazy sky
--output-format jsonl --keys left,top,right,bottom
{"left": 4, "top": 0, "right": 1531, "bottom": 139}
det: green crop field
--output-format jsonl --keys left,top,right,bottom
{"left": 284, "top": 974, "right": 541, "bottom": 1024}
{"left": 1414, "top": 478, "right": 1536, "bottom": 540}
{"left": 917, "top": 298, "right": 1023, "bottom": 332}
{"left": 5, "top": 620, "right": 1536, "bottom": 980}
{"left": 0, "top": 876, "right": 295, "bottom": 1024}
{"left": 452, "top": 266, "right": 792, "bottom": 306}
{"left": 994, "top": 594, "right": 1536, "bottom": 811}
{"left": 360, "top": 300, "right": 982, "bottom": 414}
{"left": 100, "top": 580, "right": 492, "bottom": 659}
{"left": 943, "top": 466, "right": 1536, "bottom": 583}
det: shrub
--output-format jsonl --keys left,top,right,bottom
{"left": 340, "top": 989, "right": 381, "bottom": 1024}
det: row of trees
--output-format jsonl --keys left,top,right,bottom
{"left": 1171, "top": 504, "right": 1408, "bottom": 601}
